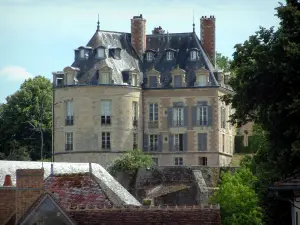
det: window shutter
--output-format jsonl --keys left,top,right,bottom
{"left": 208, "top": 106, "right": 213, "bottom": 126}
{"left": 192, "top": 106, "right": 197, "bottom": 127}
{"left": 167, "top": 107, "right": 173, "bottom": 128}
{"left": 183, "top": 133, "right": 188, "bottom": 151}
{"left": 198, "top": 133, "right": 202, "bottom": 151}
{"left": 169, "top": 134, "right": 174, "bottom": 152}
{"left": 158, "top": 135, "right": 163, "bottom": 152}
{"left": 184, "top": 106, "right": 189, "bottom": 127}
{"left": 203, "top": 133, "right": 207, "bottom": 151}
{"left": 143, "top": 134, "right": 148, "bottom": 152}
{"left": 198, "top": 133, "right": 208, "bottom": 151}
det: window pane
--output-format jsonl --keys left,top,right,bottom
{"left": 174, "top": 75, "right": 181, "bottom": 87}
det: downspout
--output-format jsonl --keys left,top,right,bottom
{"left": 52, "top": 86, "right": 55, "bottom": 163}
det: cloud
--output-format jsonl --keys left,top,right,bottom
{"left": 0, "top": 66, "right": 33, "bottom": 82}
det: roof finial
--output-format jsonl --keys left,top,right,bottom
{"left": 193, "top": 10, "right": 195, "bottom": 33}
{"left": 97, "top": 14, "right": 100, "bottom": 31}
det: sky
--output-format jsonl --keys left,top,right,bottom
{"left": 0, "top": 0, "right": 280, "bottom": 103}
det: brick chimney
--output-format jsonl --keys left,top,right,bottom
{"left": 131, "top": 14, "right": 146, "bottom": 57}
{"left": 0, "top": 175, "right": 15, "bottom": 225}
{"left": 15, "top": 169, "right": 45, "bottom": 223}
{"left": 200, "top": 15, "right": 216, "bottom": 67}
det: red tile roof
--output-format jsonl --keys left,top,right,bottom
{"left": 44, "top": 173, "right": 113, "bottom": 209}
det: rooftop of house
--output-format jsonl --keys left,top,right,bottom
{"left": 0, "top": 160, "right": 141, "bottom": 206}
{"left": 270, "top": 174, "right": 300, "bottom": 191}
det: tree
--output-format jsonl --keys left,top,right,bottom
{"left": 210, "top": 167, "right": 263, "bottom": 225}
{"left": 221, "top": 1, "right": 300, "bottom": 223}
{"left": 216, "top": 52, "right": 232, "bottom": 72}
{"left": 0, "top": 76, "right": 52, "bottom": 161}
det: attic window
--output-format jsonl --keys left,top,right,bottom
{"left": 166, "top": 51, "right": 174, "bottom": 61}
{"left": 199, "top": 75, "right": 207, "bottom": 86}
{"left": 80, "top": 49, "right": 85, "bottom": 59}
{"left": 190, "top": 51, "right": 197, "bottom": 60}
{"left": 97, "top": 48, "right": 105, "bottom": 58}
{"left": 146, "top": 52, "right": 153, "bottom": 61}
{"left": 115, "top": 49, "right": 121, "bottom": 59}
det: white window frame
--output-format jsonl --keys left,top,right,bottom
{"left": 146, "top": 52, "right": 153, "bottom": 61}
{"left": 166, "top": 51, "right": 173, "bottom": 60}
{"left": 102, "top": 132, "right": 111, "bottom": 150}
{"left": 197, "top": 106, "right": 208, "bottom": 126}
{"left": 149, "top": 103, "right": 158, "bottom": 121}
{"left": 190, "top": 50, "right": 197, "bottom": 60}
{"left": 199, "top": 75, "right": 207, "bottom": 86}
{"left": 174, "top": 157, "right": 183, "bottom": 166}
{"left": 100, "top": 72, "right": 111, "bottom": 84}
{"left": 149, "top": 134, "right": 158, "bottom": 151}
{"left": 131, "top": 73, "right": 137, "bottom": 86}
{"left": 97, "top": 48, "right": 105, "bottom": 58}
{"left": 173, "top": 107, "right": 184, "bottom": 126}
{"left": 65, "top": 132, "right": 73, "bottom": 151}
{"left": 101, "top": 100, "right": 111, "bottom": 125}
{"left": 80, "top": 49, "right": 85, "bottom": 58}
{"left": 66, "top": 100, "right": 74, "bottom": 117}
{"left": 174, "top": 134, "right": 183, "bottom": 151}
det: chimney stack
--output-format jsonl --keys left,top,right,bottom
{"left": 16, "top": 169, "right": 45, "bottom": 223}
{"left": 131, "top": 14, "right": 146, "bottom": 57}
{"left": 3, "top": 174, "right": 12, "bottom": 186}
{"left": 0, "top": 175, "right": 15, "bottom": 224}
{"left": 200, "top": 15, "right": 216, "bottom": 67}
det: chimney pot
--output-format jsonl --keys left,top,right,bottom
{"left": 3, "top": 174, "right": 12, "bottom": 186}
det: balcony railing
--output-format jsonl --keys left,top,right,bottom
{"left": 148, "top": 120, "right": 159, "bottom": 129}
{"left": 65, "top": 116, "right": 74, "bottom": 126}
{"left": 65, "top": 144, "right": 73, "bottom": 151}
{"left": 172, "top": 120, "right": 184, "bottom": 127}
{"left": 101, "top": 116, "right": 111, "bottom": 125}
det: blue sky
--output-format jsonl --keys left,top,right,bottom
{"left": 0, "top": 0, "right": 280, "bottom": 103}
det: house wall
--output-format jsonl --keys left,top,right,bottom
{"left": 53, "top": 85, "right": 142, "bottom": 168}
{"left": 143, "top": 88, "right": 233, "bottom": 166}
{"left": 0, "top": 188, "right": 16, "bottom": 225}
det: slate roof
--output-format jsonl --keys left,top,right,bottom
{"left": 0, "top": 161, "right": 141, "bottom": 206}
{"left": 270, "top": 174, "right": 300, "bottom": 190}
{"left": 44, "top": 173, "right": 113, "bottom": 209}
{"left": 71, "top": 30, "right": 142, "bottom": 85}
{"left": 143, "top": 32, "right": 218, "bottom": 87}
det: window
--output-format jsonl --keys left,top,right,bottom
{"left": 102, "top": 132, "right": 111, "bottom": 150}
{"left": 152, "top": 157, "right": 158, "bottom": 166}
{"left": 56, "top": 77, "right": 63, "bottom": 86}
{"left": 100, "top": 72, "right": 111, "bottom": 84}
{"left": 198, "top": 133, "right": 207, "bottom": 151}
{"left": 173, "top": 107, "right": 184, "bottom": 126}
{"left": 190, "top": 50, "right": 197, "bottom": 60}
{"left": 132, "top": 101, "right": 138, "bottom": 125}
{"left": 174, "top": 157, "right": 183, "bottom": 166}
{"left": 149, "top": 76, "right": 157, "bottom": 88}
{"left": 198, "top": 157, "right": 207, "bottom": 166}
{"left": 65, "top": 100, "right": 74, "bottom": 126}
{"left": 65, "top": 132, "right": 73, "bottom": 151}
{"left": 222, "top": 134, "right": 225, "bottom": 152}
{"left": 199, "top": 75, "right": 207, "bottom": 86}
{"left": 197, "top": 106, "right": 208, "bottom": 126}
{"left": 131, "top": 73, "right": 137, "bottom": 86}
{"left": 80, "top": 49, "right": 85, "bottom": 58}
{"left": 133, "top": 133, "right": 138, "bottom": 149}
{"left": 173, "top": 75, "right": 181, "bottom": 87}
{"left": 296, "top": 211, "right": 298, "bottom": 225}
{"left": 97, "top": 48, "right": 105, "bottom": 58}
{"left": 174, "top": 134, "right": 184, "bottom": 151}
{"left": 146, "top": 52, "right": 153, "bottom": 61}
{"left": 221, "top": 107, "right": 226, "bottom": 128}
{"left": 149, "top": 103, "right": 158, "bottom": 121}
{"left": 149, "top": 134, "right": 158, "bottom": 151}
{"left": 166, "top": 51, "right": 173, "bottom": 60}
{"left": 101, "top": 100, "right": 111, "bottom": 125}
{"left": 229, "top": 136, "right": 232, "bottom": 154}
{"left": 114, "top": 49, "right": 121, "bottom": 58}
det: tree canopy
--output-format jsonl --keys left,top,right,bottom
{"left": 216, "top": 52, "right": 232, "bottom": 72}
{"left": 0, "top": 76, "right": 52, "bottom": 161}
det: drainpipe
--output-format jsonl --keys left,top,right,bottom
{"left": 52, "top": 85, "right": 55, "bottom": 163}
{"left": 142, "top": 73, "right": 145, "bottom": 151}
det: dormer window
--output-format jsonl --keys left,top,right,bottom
{"left": 97, "top": 48, "right": 105, "bottom": 58}
{"left": 100, "top": 72, "right": 111, "bottom": 84}
{"left": 166, "top": 51, "right": 174, "bottom": 61}
{"left": 146, "top": 52, "right": 153, "bottom": 61}
{"left": 190, "top": 50, "right": 197, "bottom": 60}
{"left": 199, "top": 75, "right": 207, "bottom": 86}
{"left": 131, "top": 73, "right": 137, "bottom": 86}
{"left": 115, "top": 48, "right": 121, "bottom": 58}
{"left": 80, "top": 49, "right": 85, "bottom": 59}
{"left": 194, "top": 67, "right": 209, "bottom": 87}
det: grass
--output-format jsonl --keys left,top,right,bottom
{"left": 230, "top": 153, "right": 254, "bottom": 167}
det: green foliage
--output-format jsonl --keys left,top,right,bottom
{"left": 109, "top": 149, "right": 152, "bottom": 176}
{"left": 210, "top": 167, "right": 263, "bottom": 225}
{"left": 0, "top": 76, "right": 52, "bottom": 161}
{"left": 216, "top": 52, "right": 232, "bottom": 72}
{"left": 234, "top": 135, "right": 263, "bottom": 153}
{"left": 142, "top": 199, "right": 151, "bottom": 206}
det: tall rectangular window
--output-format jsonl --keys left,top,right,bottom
{"left": 221, "top": 107, "right": 226, "bottom": 128}
{"left": 174, "top": 157, "right": 183, "bottom": 166}
{"left": 222, "top": 134, "right": 225, "bottom": 152}
{"left": 197, "top": 106, "right": 208, "bottom": 126}
{"left": 190, "top": 51, "right": 197, "bottom": 60}
{"left": 65, "top": 100, "right": 74, "bottom": 126}
{"left": 199, "top": 75, "right": 207, "bottom": 86}
{"left": 149, "top": 76, "right": 157, "bottom": 88}
{"left": 133, "top": 133, "right": 138, "bottom": 149}
{"left": 131, "top": 73, "right": 137, "bottom": 86}
{"left": 149, "top": 103, "right": 158, "bottom": 121}
{"left": 174, "top": 134, "right": 183, "bottom": 151}
{"left": 166, "top": 51, "right": 173, "bottom": 60}
{"left": 101, "top": 73, "right": 110, "bottom": 84}
{"left": 173, "top": 107, "right": 184, "bottom": 126}
{"left": 97, "top": 48, "right": 105, "bottom": 58}
{"left": 65, "top": 132, "right": 73, "bottom": 151}
{"left": 102, "top": 132, "right": 111, "bottom": 150}
{"left": 132, "top": 101, "right": 138, "bottom": 121}
{"left": 149, "top": 134, "right": 158, "bottom": 151}
{"left": 80, "top": 49, "right": 85, "bottom": 58}
{"left": 174, "top": 75, "right": 181, "bottom": 87}
{"left": 101, "top": 100, "right": 111, "bottom": 125}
